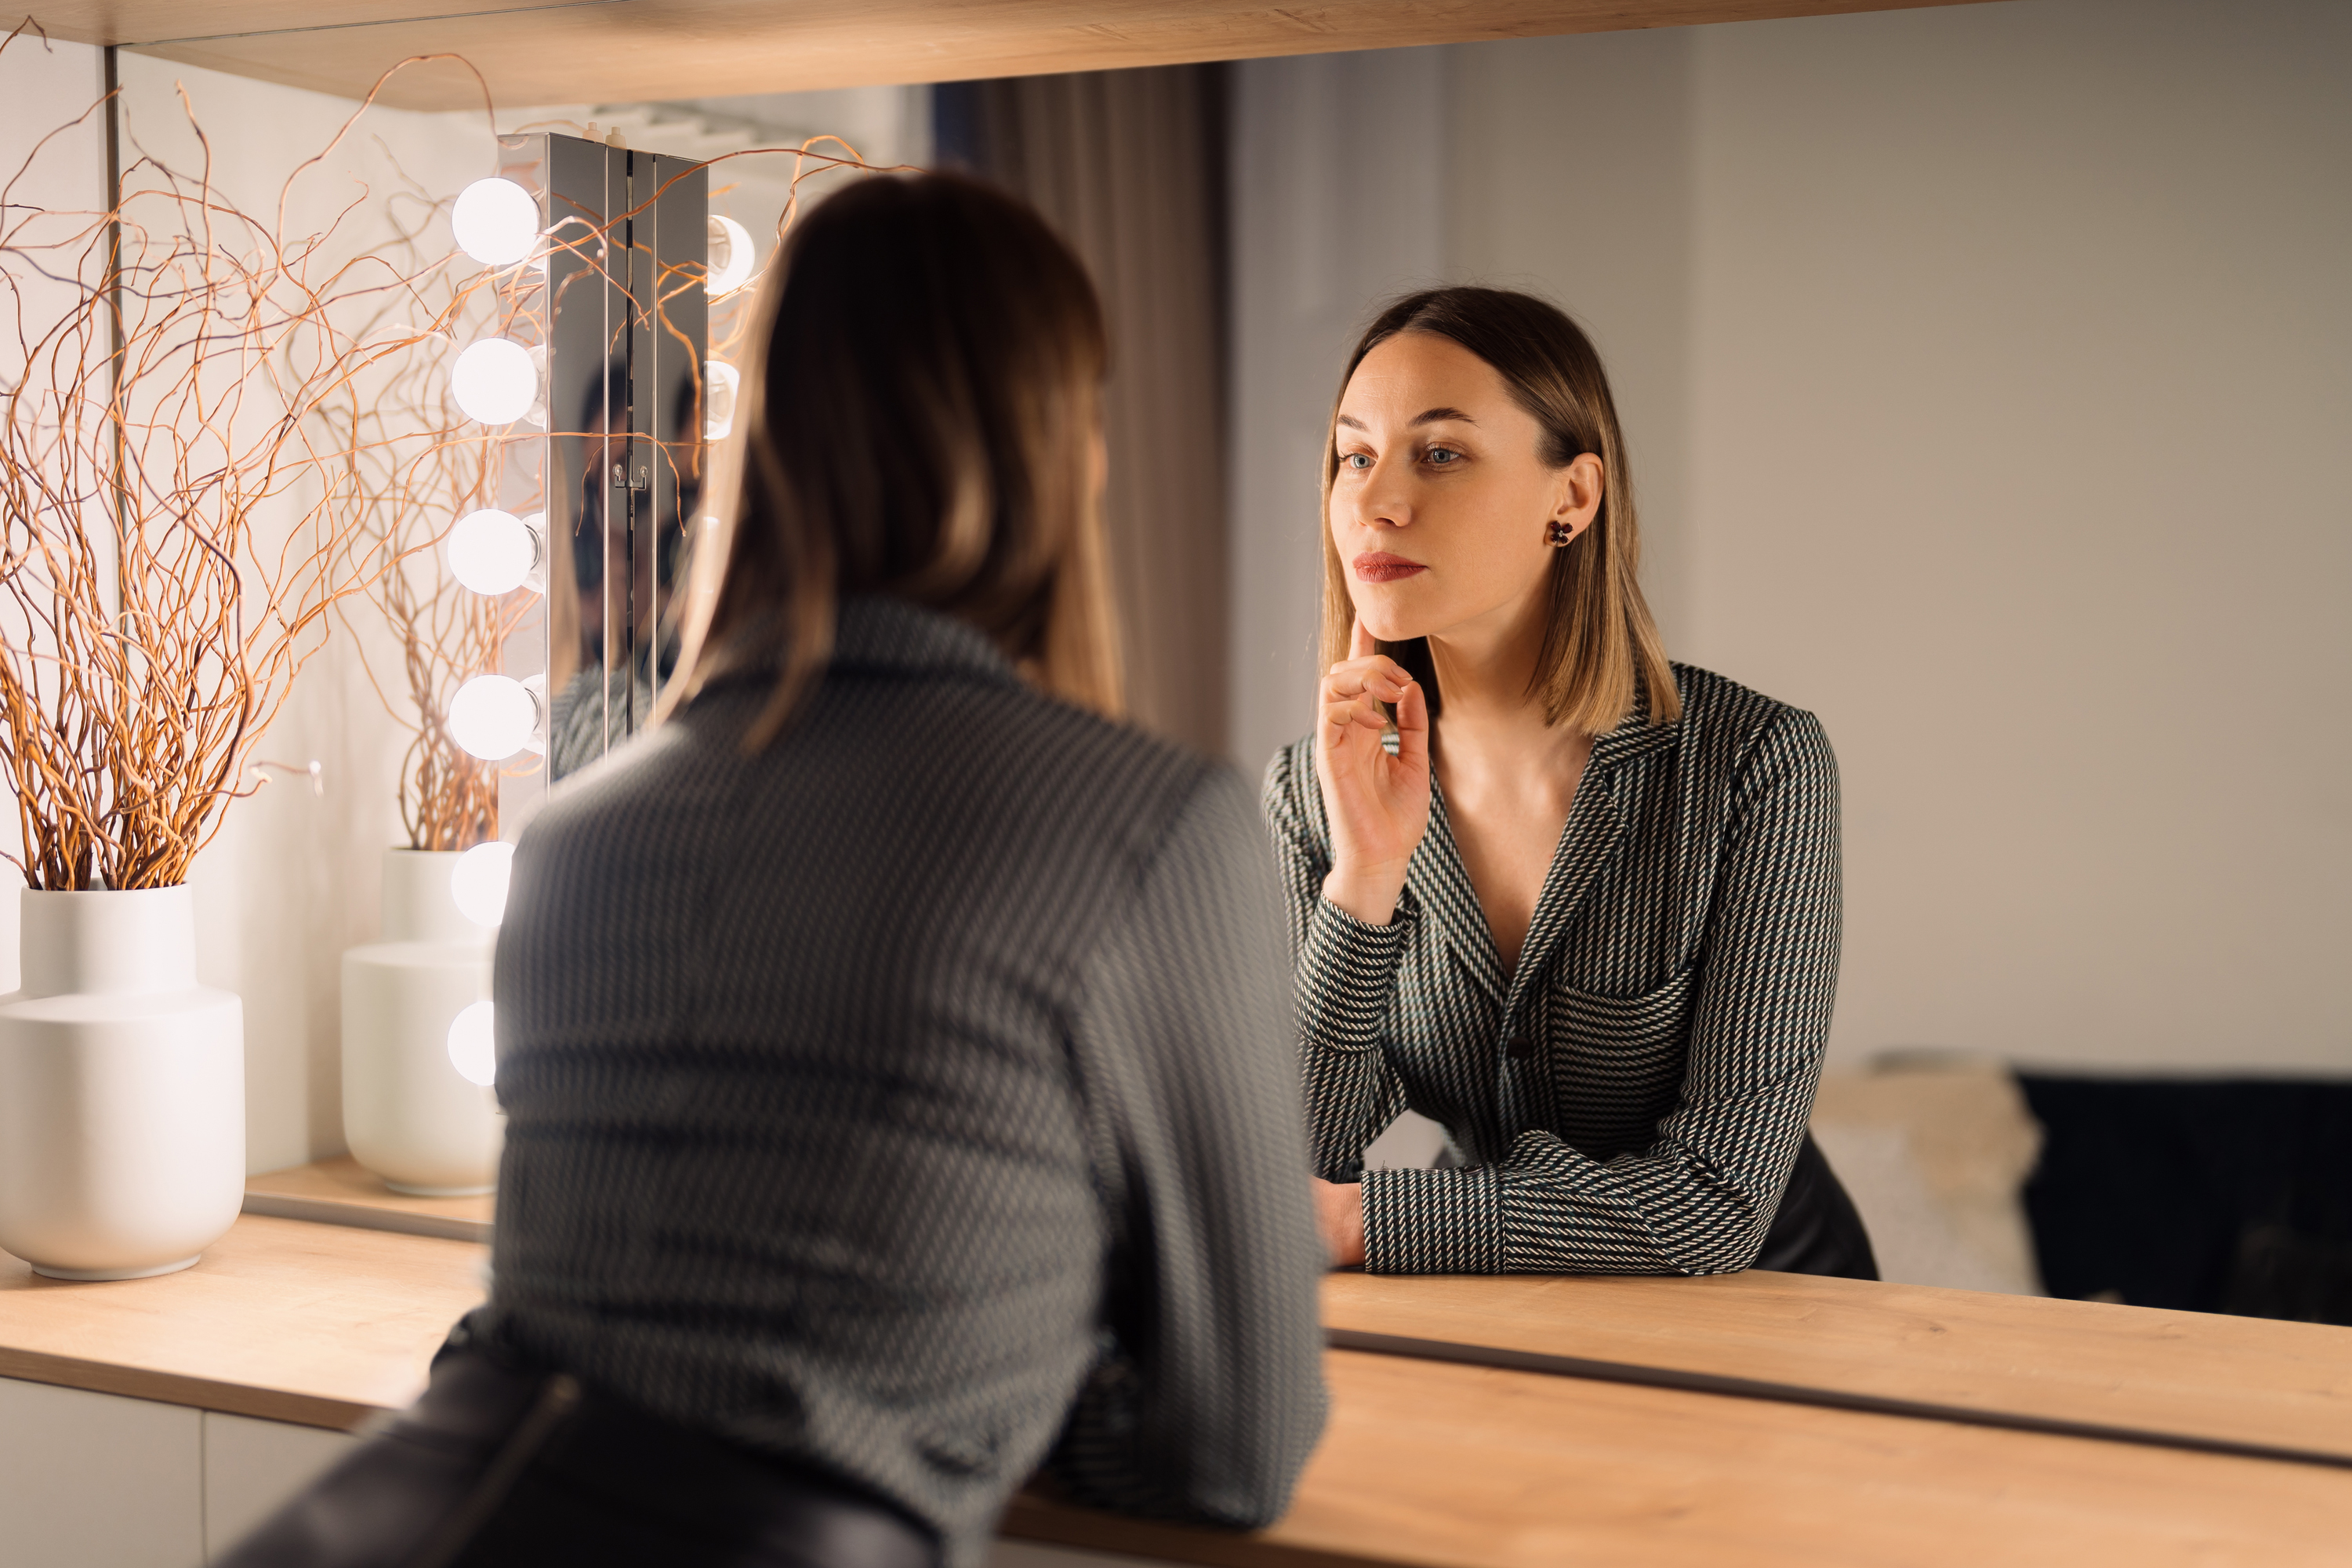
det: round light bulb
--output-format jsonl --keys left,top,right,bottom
{"left": 705, "top": 360, "right": 740, "bottom": 441}
{"left": 446, "top": 673, "right": 538, "bottom": 760}
{"left": 452, "top": 178, "right": 539, "bottom": 267}
{"left": 446, "top": 509, "right": 539, "bottom": 596}
{"left": 518, "top": 511, "right": 549, "bottom": 593}
{"left": 450, "top": 840, "right": 515, "bottom": 928}
{"left": 447, "top": 1000, "right": 497, "bottom": 1087}
{"left": 449, "top": 338, "right": 537, "bottom": 426}
{"left": 707, "top": 213, "right": 755, "bottom": 296}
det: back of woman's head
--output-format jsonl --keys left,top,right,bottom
{"left": 691, "top": 172, "right": 1121, "bottom": 743}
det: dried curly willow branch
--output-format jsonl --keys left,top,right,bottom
{"left": 0, "top": 27, "right": 513, "bottom": 887}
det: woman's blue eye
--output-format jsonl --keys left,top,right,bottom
{"left": 1427, "top": 447, "right": 1459, "bottom": 465}
{"left": 1344, "top": 452, "right": 1373, "bottom": 470}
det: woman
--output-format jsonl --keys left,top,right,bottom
{"left": 226, "top": 175, "right": 1326, "bottom": 1568}
{"left": 1266, "top": 286, "right": 1875, "bottom": 1280}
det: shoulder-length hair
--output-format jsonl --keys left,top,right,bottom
{"left": 1319, "top": 287, "right": 1679, "bottom": 735}
{"left": 679, "top": 172, "right": 1122, "bottom": 746}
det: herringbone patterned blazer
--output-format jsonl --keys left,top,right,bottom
{"left": 1264, "top": 663, "right": 1841, "bottom": 1276}
{"left": 484, "top": 598, "right": 1327, "bottom": 1567}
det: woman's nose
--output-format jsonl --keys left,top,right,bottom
{"left": 1349, "top": 466, "right": 1411, "bottom": 530}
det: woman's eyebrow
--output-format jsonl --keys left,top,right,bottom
{"left": 1336, "top": 407, "right": 1476, "bottom": 432}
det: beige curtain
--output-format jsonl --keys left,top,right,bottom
{"left": 946, "top": 67, "right": 1229, "bottom": 757}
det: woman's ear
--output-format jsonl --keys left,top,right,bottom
{"left": 1548, "top": 452, "right": 1606, "bottom": 543}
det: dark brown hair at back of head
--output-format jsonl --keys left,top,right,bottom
{"left": 1319, "top": 286, "right": 1679, "bottom": 735}
{"left": 684, "top": 172, "right": 1123, "bottom": 747}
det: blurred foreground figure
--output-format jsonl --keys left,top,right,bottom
{"left": 223, "top": 172, "right": 1327, "bottom": 1568}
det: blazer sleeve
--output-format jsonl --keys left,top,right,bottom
{"left": 1261, "top": 743, "right": 1413, "bottom": 1181}
{"left": 1047, "top": 766, "right": 1330, "bottom": 1527}
{"left": 1360, "top": 708, "right": 1841, "bottom": 1276}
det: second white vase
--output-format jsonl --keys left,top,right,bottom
{"left": 341, "top": 850, "right": 502, "bottom": 1196}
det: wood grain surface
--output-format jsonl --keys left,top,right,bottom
{"left": 0, "top": 1213, "right": 483, "bottom": 1429}
{"left": 1008, "top": 1348, "right": 2352, "bottom": 1568}
{"left": 244, "top": 1156, "right": 494, "bottom": 1244}
{"left": 13, "top": 1, "right": 1994, "bottom": 109}
{"left": 1321, "top": 1269, "right": 2352, "bottom": 1461}
{"left": 5, "top": 1214, "right": 2347, "bottom": 1565}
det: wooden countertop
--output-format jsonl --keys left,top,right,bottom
{"left": 3, "top": 1220, "right": 2348, "bottom": 1564}
{"left": 1013, "top": 1347, "right": 2352, "bottom": 1568}
{"left": 0, "top": 1213, "right": 483, "bottom": 1428}
{"left": 1322, "top": 1270, "right": 2352, "bottom": 1462}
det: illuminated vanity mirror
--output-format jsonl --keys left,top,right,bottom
{"left": 496, "top": 131, "right": 711, "bottom": 783}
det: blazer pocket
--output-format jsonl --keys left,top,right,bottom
{"left": 1549, "top": 967, "right": 1697, "bottom": 1149}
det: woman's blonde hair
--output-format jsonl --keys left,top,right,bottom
{"left": 1319, "top": 287, "right": 1679, "bottom": 734}
{"left": 679, "top": 172, "right": 1122, "bottom": 746}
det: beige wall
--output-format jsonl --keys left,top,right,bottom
{"left": 1232, "top": 0, "right": 2352, "bottom": 1073}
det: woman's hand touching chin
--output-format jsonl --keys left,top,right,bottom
{"left": 1313, "top": 619, "right": 1432, "bottom": 927}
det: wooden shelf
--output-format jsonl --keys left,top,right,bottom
{"left": 0, "top": 1213, "right": 483, "bottom": 1429}
{"left": 243, "top": 1156, "right": 492, "bottom": 1245}
{"left": 19, "top": 1, "right": 1998, "bottom": 110}
{"left": 1011, "top": 1347, "right": 2352, "bottom": 1568}
{"left": 2, "top": 1214, "right": 2344, "bottom": 1563}
{"left": 1322, "top": 1269, "right": 2352, "bottom": 1464}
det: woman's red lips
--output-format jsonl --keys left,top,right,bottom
{"left": 1352, "top": 552, "right": 1428, "bottom": 583}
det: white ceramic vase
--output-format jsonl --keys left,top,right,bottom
{"left": 340, "top": 850, "right": 501, "bottom": 1196}
{"left": 0, "top": 886, "right": 246, "bottom": 1279}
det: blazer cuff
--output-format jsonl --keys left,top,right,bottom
{"left": 1297, "top": 895, "right": 1410, "bottom": 1054}
{"left": 1360, "top": 1166, "right": 1503, "bottom": 1275}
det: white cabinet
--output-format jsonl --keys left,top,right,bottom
{"left": 0, "top": 1377, "right": 202, "bottom": 1567}
{"left": 201, "top": 1410, "right": 360, "bottom": 1560}
{"left": 0, "top": 1377, "right": 1150, "bottom": 1568}
{"left": 0, "top": 1377, "right": 358, "bottom": 1566}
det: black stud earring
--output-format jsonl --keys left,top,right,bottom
{"left": 1546, "top": 521, "right": 1573, "bottom": 547}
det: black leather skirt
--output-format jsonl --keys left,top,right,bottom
{"left": 216, "top": 1345, "right": 940, "bottom": 1568}
{"left": 1753, "top": 1133, "right": 1879, "bottom": 1279}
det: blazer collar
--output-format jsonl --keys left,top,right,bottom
{"left": 1588, "top": 674, "right": 1683, "bottom": 768}
{"left": 1405, "top": 691, "right": 1682, "bottom": 1007}
{"left": 829, "top": 596, "right": 1022, "bottom": 684}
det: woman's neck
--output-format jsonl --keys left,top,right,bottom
{"left": 1425, "top": 604, "right": 1586, "bottom": 793}
{"left": 1423, "top": 602, "right": 1593, "bottom": 973}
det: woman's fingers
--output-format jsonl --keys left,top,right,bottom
{"left": 1392, "top": 676, "right": 1431, "bottom": 770}
{"left": 1323, "top": 661, "right": 1410, "bottom": 703}
{"left": 1322, "top": 693, "right": 1391, "bottom": 739}
{"left": 1349, "top": 617, "right": 1375, "bottom": 662}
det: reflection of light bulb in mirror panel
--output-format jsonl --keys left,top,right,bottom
{"left": 705, "top": 360, "right": 740, "bottom": 441}
{"left": 447, "top": 1000, "right": 497, "bottom": 1087}
{"left": 447, "top": 509, "right": 539, "bottom": 597}
{"left": 707, "top": 214, "right": 755, "bottom": 296}
{"left": 449, "top": 338, "right": 537, "bottom": 425}
{"left": 450, "top": 840, "right": 515, "bottom": 927}
{"left": 452, "top": 178, "right": 539, "bottom": 267}
{"left": 447, "top": 674, "right": 538, "bottom": 760}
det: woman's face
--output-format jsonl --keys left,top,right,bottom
{"left": 1329, "top": 331, "right": 1599, "bottom": 649}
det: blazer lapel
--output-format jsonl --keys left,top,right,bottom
{"left": 1405, "top": 782, "right": 1509, "bottom": 1007}
{"left": 1504, "top": 764, "right": 1624, "bottom": 1019}
{"left": 1504, "top": 714, "right": 1682, "bottom": 1015}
